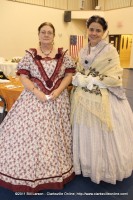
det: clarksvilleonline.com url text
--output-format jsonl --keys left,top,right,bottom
{"left": 15, "top": 192, "right": 128, "bottom": 196}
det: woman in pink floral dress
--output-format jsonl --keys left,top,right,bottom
{"left": 0, "top": 22, "right": 75, "bottom": 192}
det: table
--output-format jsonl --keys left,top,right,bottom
{"left": 0, "top": 61, "right": 18, "bottom": 77}
{"left": 0, "top": 77, "right": 23, "bottom": 111}
{"left": 0, "top": 78, "right": 72, "bottom": 111}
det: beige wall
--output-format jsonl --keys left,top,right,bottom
{"left": 0, "top": 0, "right": 133, "bottom": 67}
{"left": 0, "top": 0, "right": 86, "bottom": 59}
{"left": 104, "top": 7, "right": 133, "bottom": 34}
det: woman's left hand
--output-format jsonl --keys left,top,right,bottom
{"left": 49, "top": 89, "right": 61, "bottom": 100}
{"left": 48, "top": 73, "right": 72, "bottom": 100}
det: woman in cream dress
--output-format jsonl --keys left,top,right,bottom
{"left": 71, "top": 15, "right": 133, "bottom": 184}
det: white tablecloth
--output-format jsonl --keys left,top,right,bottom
{"left": 0, "top": 62, "right": 18, "bottom": 77}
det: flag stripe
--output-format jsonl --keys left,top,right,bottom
{"left": 70, "top": 35, "right": 84, "bottom": 59}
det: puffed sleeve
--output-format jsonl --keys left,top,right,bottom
{"left": 63, "top": 54, "right": 76, "bottom": 74}
{"left": 16, "top": 51, "right": 33, "bottom": 77}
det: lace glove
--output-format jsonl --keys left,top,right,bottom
{"left": 72, "top": 72, "right": 89, "bottom": 87}
{"left": 87, "top": 75, "right": 107, "bottom": 90}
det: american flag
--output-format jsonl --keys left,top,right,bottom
{"left": 70, "top": 35, "right": 84, "bottom": 59}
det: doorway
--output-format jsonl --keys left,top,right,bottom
{"left": 109, "top": 34, "right": 133, "bottom": 68}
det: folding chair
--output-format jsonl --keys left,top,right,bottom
{"left": 0, "top": 95, "right": 7, "bottom": 124}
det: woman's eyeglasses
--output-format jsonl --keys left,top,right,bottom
{"left": 40, "top": 31, "right": 53, "bottom": 36}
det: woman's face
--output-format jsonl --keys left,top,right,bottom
{"left": 39, "top": 25, "right": 54, "bottom": 45}
{"left": 87, "top": 22, "right": 105, "bottom": 46}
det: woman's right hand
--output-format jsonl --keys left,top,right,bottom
{"left": 33, "top": 88, "right": 47, "bottom": 102}
{"left": 19, "top": 75, "right": 49, "bottom": 102}
{"left": 72, "top": 72, "right": 88, "bottom": 87}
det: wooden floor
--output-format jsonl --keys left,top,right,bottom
{"left": 123, "top": 68, "right": 133, "bottom": 110}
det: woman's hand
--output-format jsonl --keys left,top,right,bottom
{"left": 33, "top": 88, "right": 47, "bottom": 102}
{"left": 48, "top": 73, "right": 73, "bottom": 100}
{"left": 72, "top": 72, "right": 88, "bottom": 87}
{"left": 19, "top": 75, "right": 48, "bottom": 103}
{"left": 49, "top": 89, "right": 61, "bottom": 100}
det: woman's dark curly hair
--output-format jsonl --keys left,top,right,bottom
{"left": 86, "top": 15, "right": 108, "bottom": 31}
